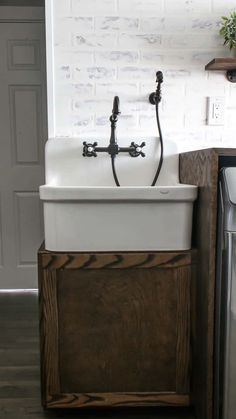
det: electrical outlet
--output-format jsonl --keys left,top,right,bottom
{"left": 207, "top": 96, "right": 225, "bottom": 126}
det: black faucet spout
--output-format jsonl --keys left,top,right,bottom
{"left": 109, "top": 96, "right": 120, "bottom": 147}
{"left": 82, "top": 95, "right": 145, "bottom": 161}
{"left": 112, "top": 96, "right": 120, "bottom": 119}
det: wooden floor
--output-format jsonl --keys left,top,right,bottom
{"left": 0, "top": 292, "right": 195, "bottom": 419}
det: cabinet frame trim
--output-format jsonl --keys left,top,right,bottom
{"left": 38, "top": 245, "right": 195, "bottom": 408}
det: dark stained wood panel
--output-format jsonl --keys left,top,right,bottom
{"left": 46, "top": 392, "right": 190, "bottom": 409}
{"left": 180, "top": 148, "right": 219, "bottom": 419}
{"left": 205, "top": 58, "right": 236, "bottom": 71}
{"left": 180, "top": 147, "right": 236, "bottom": 419}
{"left": 38, "top": 246, "right": 193, "bottom": 409}
{"left": 58, "top": 268, "right": 181, "bottom": 393}
{"left": 39, "top": 269, "right": 60, "bottom": 398}
{"left": 38, "top": 246, "right": 192, "bottom": 270}
{"left": 176, "top": 267, "right": 191, "bottom": 393}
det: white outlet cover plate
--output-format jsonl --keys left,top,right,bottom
{"left": 207, "top": 96, "right": 225, "bottom": 126}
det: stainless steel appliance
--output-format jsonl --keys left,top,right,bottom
{"left": 215, "top": 167, "right": 236, "bottom": 419}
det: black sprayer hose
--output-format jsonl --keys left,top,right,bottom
{"left": 151, "top": 101, "right": 164, "bottom": 186}
{"left": 111, "top": 97, "right": 164, "bottom": 187}
{"left": 111, "top": 156, "right": 120, "bottom": 186}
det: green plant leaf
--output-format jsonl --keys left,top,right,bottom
{"left": 219, "top": 10, "right": 236, "bottom": 50}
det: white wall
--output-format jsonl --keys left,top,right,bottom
{"left": 50, "top": 0, "right": 236, "bottom": 151}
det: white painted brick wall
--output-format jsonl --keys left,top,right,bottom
{"left": 52, "top": 0, "right": 236, "bottom": 150}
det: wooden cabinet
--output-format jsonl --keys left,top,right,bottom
{"left": 38, "top": 246, "right": 194, "bottom": 409}
{"left": 179, "top": 147, "right": 236, "bottom": 419}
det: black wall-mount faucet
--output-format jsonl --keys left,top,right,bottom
{"left": 82, "top": 96, "right": 146, "bottom": 159}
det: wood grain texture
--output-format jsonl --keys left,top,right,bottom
{"left": 46, "top": 392, "right": 190, "bottom": 409}
{"left": 38, "top": 246, "right": 193, "bottom": 409}
{"left": 180, "top": 148, "right": 236, "bottom": 419}
{"left": 57, "top": 268, "right": 185, "bottom": 393}
{"left": 38, "top": 247, "right": 192, "bottom": 271}
{"left": 176, "top": 267, "right": 191, "bottom": 394}
{"left": 38, "top": 262, "right": 60, "bottom": 407}
{"left": 205, "top": 58, "right": 236, "bottom": 70}
{"left": 180, "top": 148, "right": 218, "bottom": 419}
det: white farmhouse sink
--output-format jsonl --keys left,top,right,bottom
{"left": 40, "top": 138, "right": 198, "bottom": 252}
{"left": 40, "top": 185, "right": 197, "bottom": 252}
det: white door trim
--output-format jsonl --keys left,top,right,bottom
{"left": 45, "top": 0, "right": 55, "bottom": 138}
{"left": 0, "top": 5, "right": 53, "bottom": 139}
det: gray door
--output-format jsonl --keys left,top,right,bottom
{"left": 0, "top": 15, "right": 47, "bottom": 289}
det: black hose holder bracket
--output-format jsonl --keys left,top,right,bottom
{"left": 149, "top": 70, "right": 163, "bottom": 105}
{"left": 149, "top": 85, "right": 162, "bottom": 105}
{"left": 149, "top": 92, "right": 156, "bottom": 105}
{"left": 226, "top": 69, "right": 236, "bottom": 83}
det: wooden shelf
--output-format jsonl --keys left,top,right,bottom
{"left": 205, "top": 58, "right": 236, "bottom": 71}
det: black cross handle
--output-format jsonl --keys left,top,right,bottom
{"left": 82, "top": 141, "right": 98, "bottom": 157}
{"left": 128, "top": 141, "right": 146, "bottom": 158}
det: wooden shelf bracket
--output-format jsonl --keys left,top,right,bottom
{"left": 226, "top": 69, "right": 236, "bottom": 82}
{"left": 205, "top": 58, "right": 236, "bottom": 83}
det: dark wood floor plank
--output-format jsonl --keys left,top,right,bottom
{"left": 0, "top": 381, "right": 40, "bottom": 399}
{"left": 0, "top": 349, "right": 39, "bottom": 367}
{"left": 0, "top": 292, "right": 38, "bottom": 307}
{"left": 0, "top": 366, "right": 40, "bottom": 381}
{"left": 0, "top": 340, "right": 38, "bottom": 351}
{"left": 0, "top": 320, "right": 38, "bottom": 332}
{"left": 1, "top": 328, "right": 39, "bottom": 340}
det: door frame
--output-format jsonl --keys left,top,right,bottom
{"left": 0, "top": 5, "right": 47, "bottom": 289}
{"left": 45, "top": 0, "right": 55, "bottom": 138}
{"left": 0, "top": 5, "right": 51, "bottom": 139}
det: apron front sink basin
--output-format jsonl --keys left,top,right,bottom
{"left": 40, "top": 185, "right": 198, "bottom": 252}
